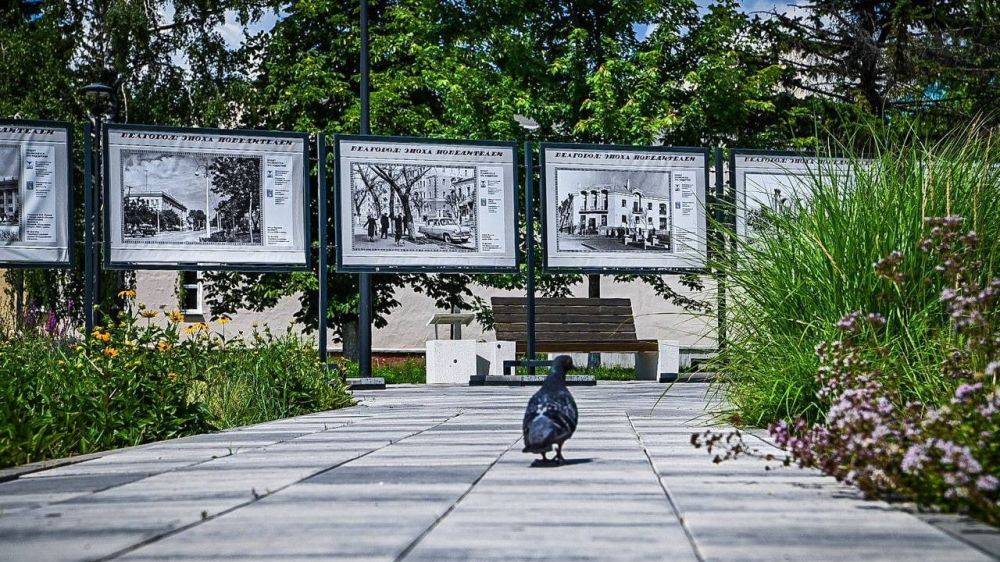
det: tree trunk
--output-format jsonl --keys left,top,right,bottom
{"left": 341, "top": 318, "right": 360, "bottom": 362}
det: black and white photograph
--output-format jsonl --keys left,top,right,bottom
{"left": 105, "top": 125, "right": 309, "bottom": 269}
{"left": 743, "top": 172, "right": 808, "bottom": 233}
{"left": 121, "top": 151, "right": 263, "bottom": 246}
{"left": 349, "top": 163, "right": 478, "bottom": 253}
{"left": 553, "top": 168, "right": 672, "bottom": 254}
{"left": 0, "top": 145, "right": 20, "bottom": 243}
{"left": 542, "top": 144, "right": 708, "bottom": 272}
{"left": 336, "top": 136, "right": 518, "bottom": 272}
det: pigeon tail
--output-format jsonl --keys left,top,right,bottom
{"left": 522, "top": 415, "right": 557, "bottom": 453}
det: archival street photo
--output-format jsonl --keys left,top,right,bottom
{"left": 120, "top": 151, "right": 263, "bottom": 246}
{"left": 0, "top": 122, "right": 71, "bottom": 265}
{"left": 553, "top": 168, "right": 673, "bottom": 254}
{"left": 337, "top": 137, "right": 518, "bottom": 271}
{"left": 105, "top": 126, "right": 308, "bottom": 268}
{"left": 542, "top": 145, "right": 708, "bottom": 271}
{"left": 349, "top": 163, "right": 479, "bottom": 253}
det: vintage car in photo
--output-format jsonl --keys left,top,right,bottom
{"left": 418, "top": 217, "right": 471, "bottom": 244}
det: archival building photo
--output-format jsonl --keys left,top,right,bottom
{"left": 553, "top": 167, "right": 673, "bottom": 254}
{"left": 543, "top": 146, "right": 707, "bottom": 270}
{"left": 0, "top": 145, "right": 20, "bottom": 243}
{"left": 105, "top": 127, "right": 308, "bottom": 267}
{"left": 337, "top": 137, "right": 517, "bottom": 270}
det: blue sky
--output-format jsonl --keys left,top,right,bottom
{"left": 207, "top": 1, "right": 804, "bottom": 52}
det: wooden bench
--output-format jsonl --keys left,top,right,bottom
{"left": 491, "top": 297, "right": 677, "bottom": 381}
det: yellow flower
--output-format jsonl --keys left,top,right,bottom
{"left": 167, "top": 309, "right": 185, "bottom": 323}
{"left": 157, "top": 340, "right": 172, "bottom": 352}
{"left": 102, "top": 346, "right": 119, "bottom": 358}
{"left": 139, "top": 309, "right": 159, "bottom": 319}
{"left": 217, "top": 316, "right": 232, "bottom": 325}
{"left": 182, "top": 324, "right": 199, "bottom": 335}
{"left": 117, "top": 289, "right": 137, "bottom": 299}
{"left": 91, "top": 329, "right": 111, "bottom": 343}
{"left": 167, "top": 372, "right": 179, "bottom": 382}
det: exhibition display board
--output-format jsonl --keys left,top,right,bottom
{"left": 731, "top": 149, "right": 855, "bottom": 239}
{"left": 103, "top": 124, "right": 310, "bottom": 270}
{"left": 335, "top": 135, "right": 519, "bottom": 272}
{"left": 540, "top": 143, "right": 709, "bottom": 272}
{"left": 0, "top": 120, "right": 73, "bottom": 267}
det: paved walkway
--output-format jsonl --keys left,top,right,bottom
{"left": 0, "top": 383, "right": 993, "bottom": 561}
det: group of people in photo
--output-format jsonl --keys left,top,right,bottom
{"left": 365, "top": 212, "right": 406, "bottom": 246}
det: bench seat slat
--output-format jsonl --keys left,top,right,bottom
{"left": 492, "top": 297, "right": 631, "bottom": 307}
{"left": 522, "top": 341, "right": 659, "bottom": 353}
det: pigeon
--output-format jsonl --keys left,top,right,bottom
{"left": 522, "top": 355, "right": 578, "bottom": 463}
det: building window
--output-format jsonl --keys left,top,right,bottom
{"left": 601, "top": 215, "right": 607, "bottom": 226}
{"left": 621, "top": 198, "right": 627, "bottom": 208}
{"left": 660, "top": 218, "right": 668, "bottom": 230}
{"left": 180, "top": 271, "right": 204, "bottom": 317}
{"left": 647, "top": 202, "right": 653, "bottom": 210}
{"left": 660, "top": 203, "right": 667, "bottom": 215}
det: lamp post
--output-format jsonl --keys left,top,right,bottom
{"left": 82, "top": 81, "right": 113, "bottom": 333}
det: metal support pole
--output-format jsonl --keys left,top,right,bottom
{"left": 524, "top": 143, "right": 537, "bottom": 374}
{"left": 587, "top": 274, "right": 600, "bottom": 368}
{"left": 715, "top": 148, "right": 727, "bottom": 350}
{"left": 318, "top": 134, "right": 329, "bottom": 362}
{"left": 83, "top": 123, "right": 95, "bottom": 333}
{"left": 357, "top": 0, "right": 373, "bottom": 379}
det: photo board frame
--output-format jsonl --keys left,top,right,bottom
{"left": 540, "top": 142, "right": 710, "bottom": 273}
{"left": 0, "top": 119, "right": 73, "bottom": 268}
{"left": 334, "top": 134, "right": 519, "bottom": 273}
{"left": 103, "top": 124, "right": 311, "bottom": 271}
{"left": 730, "top": 149, "right": 856, "bottom": 240}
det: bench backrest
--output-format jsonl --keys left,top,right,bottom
{"left": 491, "top": 297, "right": 640, "bottom": 350}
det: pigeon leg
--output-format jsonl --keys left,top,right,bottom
{"left": 555, "top": 443, "right": 566, "bottom": 463}
{"left": 540, "top": 452, "right": 548, "bottom": 462}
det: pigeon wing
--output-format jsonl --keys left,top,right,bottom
{"left": 523, "top": 388, "right": 547, "bottom": 436}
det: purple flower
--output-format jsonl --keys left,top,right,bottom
{"left": 952, "top": 383, "right": 982, "bottom": 404}
{"left": 976, "top": 475, "right": 999, "bottom": 492}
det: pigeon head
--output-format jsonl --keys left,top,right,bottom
{"left": 549, "top": 355, "right": 575, "bottom": 379}
{"left": 552, "top": 355, "right": 575, "bottom": 372}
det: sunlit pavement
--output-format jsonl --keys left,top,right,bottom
{"left": 0, "top": 383, "right": 991, "bottom": 561}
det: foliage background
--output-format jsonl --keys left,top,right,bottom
{"left": 2, "top": 0, "right": 998, "bottom": 350}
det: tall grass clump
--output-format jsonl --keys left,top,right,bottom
{"left": 715, "top": 126, "right": 1000, "bottom": 425}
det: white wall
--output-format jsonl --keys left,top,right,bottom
{"left": 134, "top": 271, "right": 718, "bottom": 351}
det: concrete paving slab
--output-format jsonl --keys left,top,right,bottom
{"left": 0, "top": 383, "right": 992, "bottom": 561}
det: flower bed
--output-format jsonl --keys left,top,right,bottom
{"left": 0, "top": 299, "right": 353, "bottom": 469}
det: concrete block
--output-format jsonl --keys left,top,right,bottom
{"left": 636, "top": 351, "right": 658, "bottom": 380}
{"left": 476, "top": 341, "right": 515, "bottom": 377}
{"left": 658, "top": 340, "right": 680, "bottom": 382}
{"left": 425, "top": 340, "right": 478, "bottom": 384}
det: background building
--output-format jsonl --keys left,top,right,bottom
{"left": 569, "top": 182, "right": 670, "bottom": 237}
{"left": 0, "top": 175, "right": 18, "bottom": 225}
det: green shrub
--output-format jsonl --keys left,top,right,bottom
{"left": 0, "top": 302, "right": 353, "bottom": 468}
{"left": 715, "top": 128, "right": 1000, "bottom": 425}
